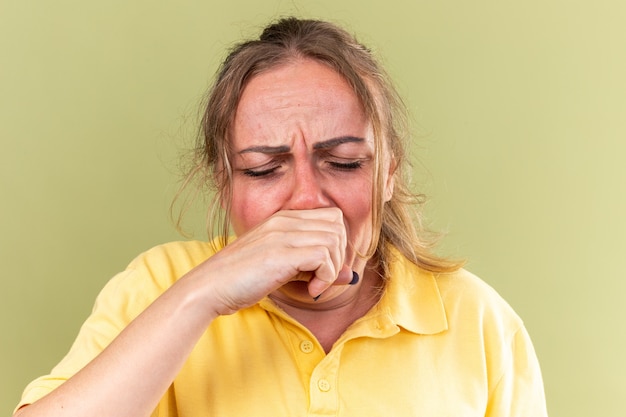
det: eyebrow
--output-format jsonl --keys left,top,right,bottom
{"left": 238, "top": 145, "right": 290, "bottom": 155}
{"left": 238, "top": 136, "right": 365, "bottom": 154}
{"left": 313, "top": 136, "right": 365, "bottom": 150}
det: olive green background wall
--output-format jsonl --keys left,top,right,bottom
{"left": 2, "top": 0, "right": 624, "bottom": 415}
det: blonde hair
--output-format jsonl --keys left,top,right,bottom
{"left": 177, "top": 17, "right": 463, "bottom": 275}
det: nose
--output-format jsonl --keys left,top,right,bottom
{"left": 284, "top": 161, "right": 331, "bottom": 210}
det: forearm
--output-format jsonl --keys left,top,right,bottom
{"left": 15, "top": 209, "right": 351, "bottom": 417}
{"left": 15, "top": 269, "right": 220, "bottom": 417}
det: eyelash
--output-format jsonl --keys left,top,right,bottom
{"left": 242, "top": 160, "right": 363, "bottom": 178}
{"left": 328, "top": 160, "right": 363, "bottom": 171}
{"left": 243, "top": 167, "right": 279, "bottom": 177}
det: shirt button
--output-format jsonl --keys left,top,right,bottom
{"left": 317, "top": 379, "right": 331, "bottom": 392}
{"left": 300, "top": 340, "right": 314, "bottom": 353}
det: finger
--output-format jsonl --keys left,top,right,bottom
{"left": 333, "top": 265, "right": 355, "bottom": 285}
{"left": 282, "top": 230, "right": 345, "bottom": 277}
{"left": 293, "top": 245, "right": 339, "bottom": 284}
{"left": 264, "top": 213, "right": 346, "bottom": 246}
{"left": 276, "top": 207, "right": 344, "bottom": 222}
{"left": 307, "top": 264, "right": 357, "bottom": 298}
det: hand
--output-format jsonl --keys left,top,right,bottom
{"left": 194, "top": 207, "right": 354, "bottom": 315}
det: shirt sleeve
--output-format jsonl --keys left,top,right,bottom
{"left": 486, "top": 324, "right": 548, "bottom": 416}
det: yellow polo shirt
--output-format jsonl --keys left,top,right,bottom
{"left": 18, "top": 240, "right": 547, "bottom": 416}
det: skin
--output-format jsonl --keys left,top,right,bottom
{"left": 14, "top": 58, "right": 395, "bottom": 417}
{"left": 224, "top": 58, "right": 395, "bottom": 346}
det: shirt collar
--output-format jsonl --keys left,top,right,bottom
{"left": 257, "top": 244, "right": 449, "bottom": 336}
{"left": 375, "top": 246, "right": 449, "bottom": 335}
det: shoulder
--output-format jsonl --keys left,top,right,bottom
{"left": 95, "top": 239, "right": 224, "bottom": 309}
{"left": 127, "top": 240, "right": 220, "bottom": 278}
{"left": 389, "top": 247, "right": 519, "bottom": 320}
{"left": 432, "top": 268, "right": 525, "bottom": 348}
{"left": 388, "top": 247, "right": 524, "bottom": 335}
{"left": 436, "top": 268, "right": 519, "bottom": 317}
{"left": 433, "top": 269, "right": 546, "bottom": 411}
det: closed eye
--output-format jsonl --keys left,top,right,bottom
{"left": 327, "top": 160, "right": 364, "bottom": 171}
{"left": 242, "top": 165, "right": 281, "bottom": 177}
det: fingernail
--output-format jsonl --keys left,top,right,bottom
{"left": 313, "top": 294, "right": 322, "bottom": 301}
{"left": 349, "top": 271, "right": 360, "bottom": 285}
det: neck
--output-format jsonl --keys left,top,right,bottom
{"left": 269, "top": 269, "right": 383, "bottom": 352}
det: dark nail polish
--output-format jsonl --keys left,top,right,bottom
{"left": 349, "top": 271, "right": 360, "bottom": 285}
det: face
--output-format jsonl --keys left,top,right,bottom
{"left": 228, "top": 59, "right": 394, "bottom": 297}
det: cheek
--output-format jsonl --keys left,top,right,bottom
{"left": 340, "top": 186, "right": 374, "bottom": 246}
{"left": 229, "top": 183, "right": 285, "bottom": 235}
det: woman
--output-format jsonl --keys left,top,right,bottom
{"left": 15, "top": 17, "right": 547, "bottom": 416}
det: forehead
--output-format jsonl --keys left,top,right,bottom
{"left": 231, "top": 59, "right": 371, "bottom": 149}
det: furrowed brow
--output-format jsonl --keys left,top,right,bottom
{"left": 313, "top": 136, "right": 365, "bottom": 150}
{"left": 239, "top": 145, "right": 291, "bottom": 155}
{"left": 238, "top": 136, "right": 364, "bottom": 155}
